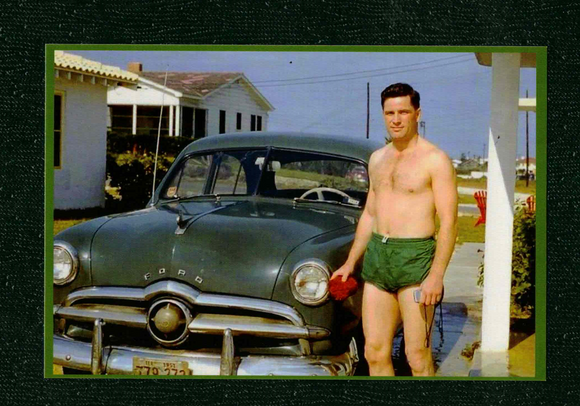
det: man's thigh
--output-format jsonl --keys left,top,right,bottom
{"left": 398, "top": 285, "right": 435, "bottom": 349}
{"left": 362, "top": 282, "right": 401, "bottom": 347}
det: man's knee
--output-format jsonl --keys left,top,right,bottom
{"left": 405, "top": 345, "right": 431, "bottom": 372}
{"left": 365, "top": 341, "right": 391, "bottom": 366}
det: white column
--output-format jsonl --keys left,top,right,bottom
{"left": 169, "top": 105, "right": 174, "bottom": 136}
{"left": 481, "top": 53, "right": 521, "bottom": 353}
{"left": 132, "top": 104, "right": 137, "bottom": 135}
{"left": 175, "top": 105, "right": 181, "bottom": 137}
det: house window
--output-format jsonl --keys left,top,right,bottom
{"left": 109, "top": 105, "right": 134, "bottom": 134}
{"left": 250, "top": 115, "right": 256, "bottom": 131}
{"left": 54, "top": 93, "right": 63, "bottom": 168}
{"left": 182, "top": 106, "right": 194, "bottom": 138}
{"left": 136, "top": 106, "right": 169, "bottom": 136}
{"left": 236, "top": 112, "right": 242, "bottom": 131}
{"left": 195, "top": 108, "right": 207, "bottom": 139}
{"left": 257, "top": 115, "right": 263, "bottom": 131}
{"left": 219, "top": 110, "right": 226, "bottom": 134}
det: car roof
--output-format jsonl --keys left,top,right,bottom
{"left": 180, "top": 131, "right": 384, "bottom": 163}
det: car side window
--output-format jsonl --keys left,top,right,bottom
{"left": 214, "top": 153, "right": 247, "bottom": 195}
{"left": 162, "top": 154, "right": 214, "bottom": 199}
{"left": 162, "top": 150, "right": 267, "bottom": 199}
{"left": 273, "top": 155, "right": 369, "bottom": 194}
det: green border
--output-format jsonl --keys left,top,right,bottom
{"left": 45, "top": 44, "right": 546, "bottom": 381}
{"left": 534, "top": 47, "right": 547, "bottom": 381}
{"left": 45, "top": 47, "right": 55, "bottom": 378}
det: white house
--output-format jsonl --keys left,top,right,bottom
{"left": 107, "top": 63, "right": 274, "bottom": 138}
{"left": 53, "top": 51, "right": 138, "bottom": 210}
{"left": 516, "top": 156, "right": 536, "bottom": 177}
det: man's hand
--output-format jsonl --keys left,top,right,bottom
{"left": 331, "top": 262, "right": 355, "bottom": 282}
{"left": 420, "top": 274, "right": 444, "bottom": 306}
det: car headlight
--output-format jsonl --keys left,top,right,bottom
{"left": 53, "top": 240, "right": 79, "bottom": 285}
{"left": 290, "top": 259, "right": 331, "bottom": 306}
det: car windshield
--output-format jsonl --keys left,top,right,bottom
{"left": 161, "top": 148, "right": 369, "bottom": 207}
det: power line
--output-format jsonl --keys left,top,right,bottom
{"left": 257, "top": 58, "right": 474, "bottom": 88}
{"left": 252, "top": 54, "right": 471, "bottom": 84}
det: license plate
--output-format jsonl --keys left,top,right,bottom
{"left": 132, "top": 358, "right": 191, "bottom": 375}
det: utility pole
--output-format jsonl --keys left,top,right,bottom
{"left": 366, "top": 82, "right": 370, "bottom": 139}
{"left": 419, "top": 121, "right": 426, "bottom": 138}
{"left": 483, "top": 143, "right": 486, "bottom": 162}
{"left": 526, "top": 89, "right": 530, "bottom": 187}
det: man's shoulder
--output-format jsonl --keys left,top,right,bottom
{"left": 369, "top": 144, "right": 390, "bottom": 165}
{"left": 418, "top": 141, "right": 454, "bottom": 177}
{"left": 419, "top": 139, "right": 451, "bottom": 164}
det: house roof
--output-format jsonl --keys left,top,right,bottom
{"left": 139, "top": 71, "right": 274, "bottom": 111}
{"left": 54, "top": 51, "right": 138, "bottom": 83}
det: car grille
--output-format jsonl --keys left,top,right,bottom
{"left": 54, "top": 280, "right": 330, "bottom": 356}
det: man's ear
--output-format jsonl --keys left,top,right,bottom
{"left": 416, "top": 108, "right": 422, "bottom": 122}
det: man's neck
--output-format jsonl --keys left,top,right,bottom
{"left": 391, "top": 133, "right": 420, "bottom": 152}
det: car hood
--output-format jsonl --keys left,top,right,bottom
{"left": 90, "top": 199, "right": 357, "bottom": 299}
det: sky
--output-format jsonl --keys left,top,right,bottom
{"left": 73, "top": 50, "right": 536, "bottom": 159}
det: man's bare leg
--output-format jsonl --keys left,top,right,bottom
{"left": 362, "top": 283, "right": 401, "bottom": 376}
{"left": 398, "top": 285, "right": 436, "bottom": 376}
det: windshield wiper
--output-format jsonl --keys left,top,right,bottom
{"left": 164, "top": 193, "right": 223, "bottom": 203}
{"left": 292, "top": 197, "right": 361, "bottom": 209}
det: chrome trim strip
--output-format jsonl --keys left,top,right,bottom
{"left": 63, "top": 281, "right": 305, "bottom": 327}
{"left": 56, "top": 305, "right": 327, "bottom": 342}
{"left": 220, "top": 329, "right": 235, "bottom": 376}
{"left": 55, "top": 305, "right": 147, "bottom": 329}
{"left": 187, "top": 314, "right": 329, "bottom": 340}
{"left": 91, "top": 319, "right": 104, "bottom": 375}
{"left": 53, "top": 334, "right": 358, "bottom": 376}
{"left": 194, "top": 292, "right": 305, "bottom": 326}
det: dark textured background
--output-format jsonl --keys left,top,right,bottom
{"left": 1, "top": 0, "right": 578, "bottom": 404}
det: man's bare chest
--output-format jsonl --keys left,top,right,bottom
{"left": 372, "top": 158, "right": 431, "bottom": 194}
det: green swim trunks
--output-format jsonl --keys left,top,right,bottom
{"left": 361, "top": 233, "right": 436, "bottom": 292}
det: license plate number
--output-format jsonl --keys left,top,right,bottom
{"left": 132, "top": 358, "right": 191, "bottom": 375}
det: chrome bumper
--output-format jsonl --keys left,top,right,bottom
{"left": 53, "top": 334, "right": 359, "bottom": 376}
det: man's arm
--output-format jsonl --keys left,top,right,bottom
{"left": 331, "top": 155, "right": 378, "bottom": 282}
{"left": 420, "top": 150, "right": 458, "bottom": 305}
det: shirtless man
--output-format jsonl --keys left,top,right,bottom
{"left": 332, "top": 83, "right": 458, "bottom": 376}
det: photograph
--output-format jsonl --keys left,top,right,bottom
{"left": 47, "top": 46, "right": 543, "bottom": 379}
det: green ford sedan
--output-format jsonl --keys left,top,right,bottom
{"left": 53, "top": 131, "right": 383, "bottom": 376}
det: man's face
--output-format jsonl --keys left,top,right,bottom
{"left": 382, "top": 96, "right": 421, "bottom": 141}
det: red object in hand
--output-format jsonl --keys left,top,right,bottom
{"left": 329, "top": 276, "right": 359, "bottom": 301}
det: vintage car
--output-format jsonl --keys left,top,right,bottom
{"left": 53, "top": 131, "right": 383, "bottom": 376}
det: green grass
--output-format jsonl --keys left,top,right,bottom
{"left": 54, "top": 219, "right": 90, "bottom": 236}
{"left": 514, "top": 180, "right": 537, "bottom": 195}
{"left": 457, "top": 177, "right": 487, "bottom": 189}
{"left": 277, "top": 168, "right": 328, "bottom": 182}
{"left": 456, "top": 177, "right": 536, "bottom": 195}
{"left": 456, "top": 216, "right": 486, "bottom": 244}
{"left": 458, "top": 194, "right": 476, "bottom": 205}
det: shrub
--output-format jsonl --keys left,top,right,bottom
{"left": 107, "top": 132, "right": 196, "bottom": 157}
{"left": 106, "top": 152, "right": 175, "bottom": 212}
{"left": 478, "top": 204, "right": 536, "bottom": 318}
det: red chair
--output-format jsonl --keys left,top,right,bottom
{"left": 526, "top": 195, "right": 536, "bottom": 213}
{"left": 474, "top": 190, "right": 487, "bottom": 227}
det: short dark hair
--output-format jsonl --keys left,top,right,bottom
{"left": 381, "top": 83, "right": 420, "bottom": 110}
